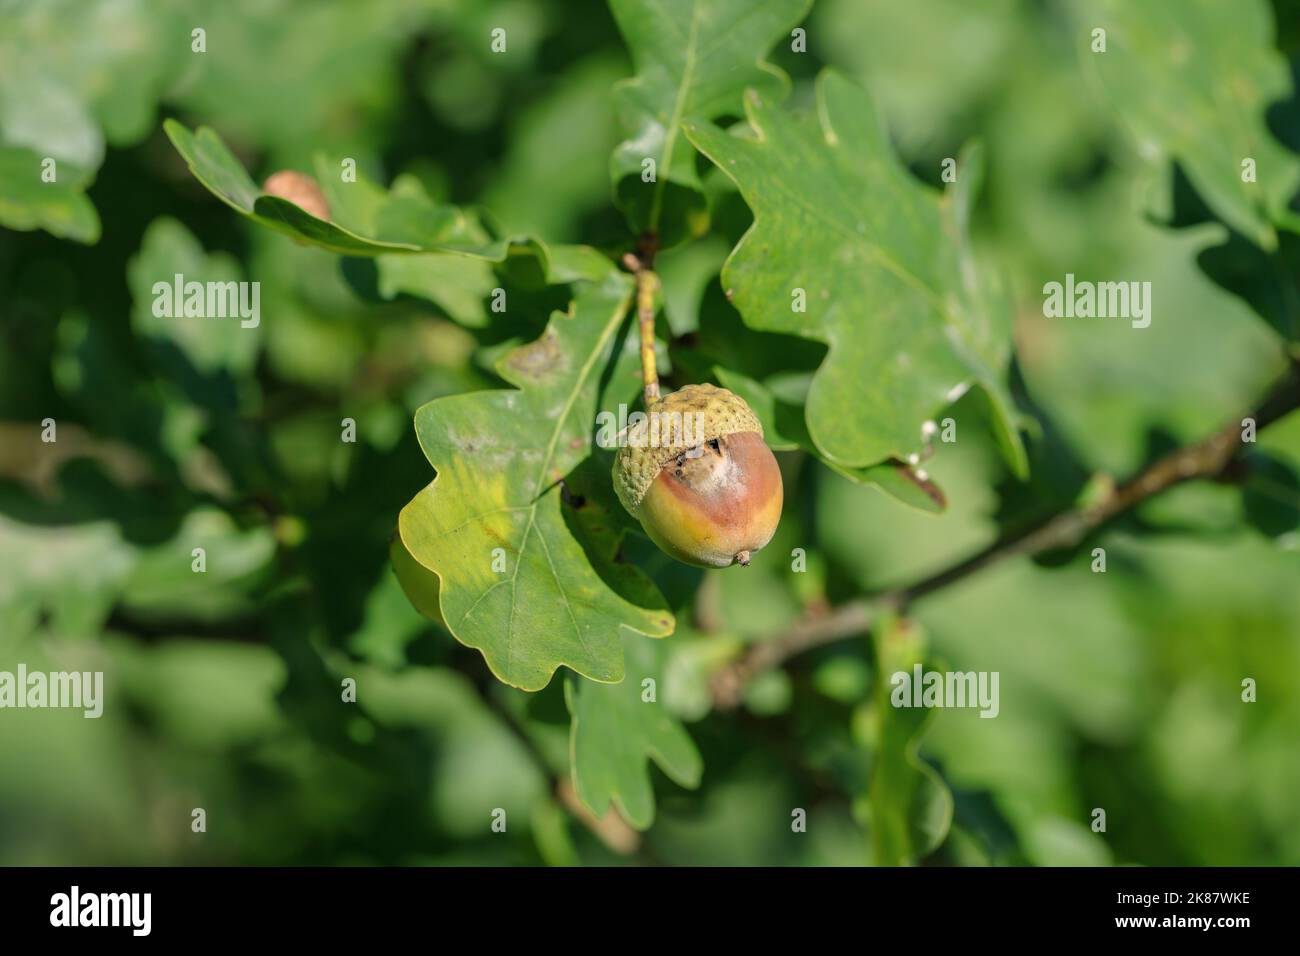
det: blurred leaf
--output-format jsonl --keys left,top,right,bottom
{"left": 1196, "top": 228, "right": 1300, "bottom": 344}
{"left": 397, "top": 269, "right": 674, "bottom": 690}
{"left": 609, "top": 0, "right": 811, "bottom": 246}
{"left": 565, "top": 634, "right": 702, "bottom": 830}
{"left": 128, "top": 217, "right": 261, "bottom": 375}
{"left": 1242, "top": 451, "right": 1300, "bottom": 538}
{"left": 655, "top": 234, "right": 729, "bottom": 336}
{"left": 352, "top": 664, "right": 549, "bottom": 839}
{"left": 686, "top": 72, "right": 1026, "bottom": 476}
{"left": 112, "top": 637, "right": 285, "bottom": 748}
{"left": 743, "top": 668, "right": 792, "bottom": 715}
{"left": 168, "top": 0, "right": 435, "bottom": 165}
{"left": 348, "top": 559, "right": 435, "bottom": 670}
{"left": 0, "top": 514, "right": 135, "bottom": 640}
{"left": 0, "top": 0, "right": 185, "bottom": 241}
{"left": 813, "top": 0, "right": 1023, "bottom": 158}
{"left": 483, "top": 56, "right": 624, "bottom": 241}
{"left": 864, "top": 619, "right": 954, "bottom": 865}
{"left": 0, "top": 0, "right": 180, "bottom": 146}
{"left": 1020, "top": 220, "right": 1287, "bottom": 477}
{"left": 0, "top": 147, "right": 99, "bottom": 243}
{"left": 120, "top": 508, "right": 276, "bottom": 621}
{"left": 813, "top": 655, "right": 873, "bottom": 705}
{"left": 711, "top": 368, "right": 802, "bottom": 452}
{"left": 166, "top": 121, "right": 554, "bottom": 266}
{"left": 1072, "top": 0, "right": 1300, "bottom": 247}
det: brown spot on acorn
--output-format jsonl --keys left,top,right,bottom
{"left": 262, "top": 170, "right": 330, "bottom": 220}
{"left": 612, "top": 383, "right": 782, "bottom": 568}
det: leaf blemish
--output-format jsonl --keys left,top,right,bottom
{"left": 506, "top": 330, "right": 562, "bottom": 379}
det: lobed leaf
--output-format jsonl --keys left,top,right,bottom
{"left": 0, "top": 147, "right": 99, "bottom": 243}
{"left": 164, "top": 119, "right": 562, "bottom": 268}
{"left": 714, "top": 367, "right": 948, "bottom": 512}
{"left": 608, "top": 0, "right": 811, "bottom": 246}
{"left": 686, "top": 70, "right": 1027, "bottom": 477}
{"left": 1071, "top": 0, "right": 1300, "bottom": 249}
{"left": 396, "top": 266, "right": 675, "bottom": 691}
{"left": 865, "top": 618, "right": 954, "bottom": 865}
{"left": 565, "top": 634, "right": 703, "bottom": 830}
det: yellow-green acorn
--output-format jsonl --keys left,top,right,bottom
{"left": 613, "top": 383, "right": 783, "bottom": 568}
{"left": 262, "top": 170, "right": 331, "bottom": 220}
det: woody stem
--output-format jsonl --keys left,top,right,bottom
{"left": 709, "top": 358, "right": 1300, "bottom": 708}
{"left": 623, "top": 242, "right": 660, "bottom": 405}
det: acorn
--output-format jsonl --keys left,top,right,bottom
{"left": 262, "top": 170, "right": 330, "bottom": 220}
{"left": 613, "top": 383, "right": 783, "bottom": 568}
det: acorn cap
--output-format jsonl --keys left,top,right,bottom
{"left": 612, "top": 383, "right": 764, "bottom": 514}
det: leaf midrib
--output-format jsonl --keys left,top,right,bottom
{"left": 648, "top": 0, "right": 703, "bottom": 231}
{"left": 498, "top": 287, "right": 631, "bottom": 680}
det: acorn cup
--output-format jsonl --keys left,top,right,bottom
{"left": 613, "top": 383, "right": 783, "bottom": 568}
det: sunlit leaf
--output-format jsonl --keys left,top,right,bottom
{"left": 397, "top": 266, "right": 674, "bottom": 690}
{"left": 686, "top": 71, "right": 1026, "bottom": 476}
{"left": 565, "top": 634, "right": 702, "bottom": 829}
{"left": 609, "top": 0, "right": 811, "bottom": 246}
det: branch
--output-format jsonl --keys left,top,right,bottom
{"left": 710, "top": 360, "right": 1300, "bottom": 708}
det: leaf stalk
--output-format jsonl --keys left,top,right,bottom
{"left": 622, "top": 238, "right": 661, "bottom": 406}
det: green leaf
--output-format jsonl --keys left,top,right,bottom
{"left": 164, "top": 119, "right": 417, "bottom": 255}
{"left": 0, "top": 147, "right": 99, "bottom": 243}
{"left": 111, "top": 638, "right": 286, "bottom": 749}
{"left": 0, "top": 513, "right": 135, "bottom": 641}
{"left": 348, "top": 664, "right": 549, "bottom": 839}
{"left": 1072, "top": 0, "right": 1300, "bottom": 248}
{"left": 714, "top": 367, "right": 948, "bottom": 513}
{"left": 565, "top": 634, "right": 703, "bottom": 829}
{"left": 165, "top": 120, "right": 551, "bottom": 265}
{"left": 0, "top": 0, "right": 180, "bottom": 151}
{"left": 397, "top": 267, "right": 674, "bottom": 690}
{"left": 341, "top": 169, "right": 500, "bottom": 326}
{"left": 482, "top": 55, "right": 624, "bottom": 242}
{"left": 164, "top": 121, "right": 610, "bottom": 332}
{"left": 686, "top": 73, "right": 1026, "bottom": 477}
{"left": 609, "top": 0, "right": 811, "bottom": 246}
{"left": 0, "top": 0, "right": 181, "bottom": 241}
{"left": 655, "top": 234, "right": 730, "bottom": 336}
{"left": 1242, "top": 451, "right": 1300, "bottom": 538}
{"left": 127, "top": 217, "right": 261, "bottom": 375}
{"left": 162, "top": 1, "right": 441, "bottom": 165}
{"left": 813, "top": 0, "right": 1023, "bottom": 159}
{"left": 120, "top": 508, "right": 276, "bottom": 622}
{"left": 1023, "top": 220, "right": 1288, "bottom": 477}
{"left": 864, "top": 619, "right": 954, "bottom": 865}
{"left": 1198, "top": 218, "right": 1300, "bottom": 346}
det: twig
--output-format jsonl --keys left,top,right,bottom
{"left": 622, "top": 238, "right": 661, "bottom": 405}
{"left": 555, "top": 778, "right": 641, "bottom": 856}
{"left": 710, "top": 360, "right": 1300, "bottom": 708}
{"left": 482, "top": 686, "right": 642, "bottom": 855}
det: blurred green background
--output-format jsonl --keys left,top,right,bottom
{"left": 1, "top": 0, "right": 1298, "bottom": 866}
